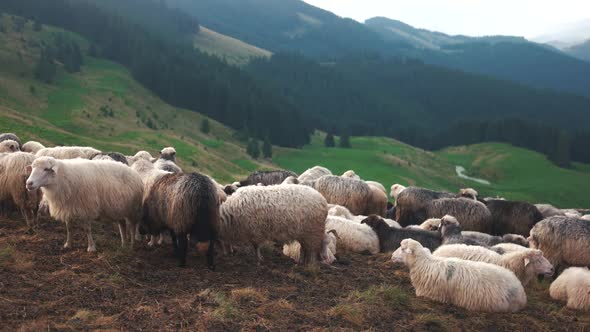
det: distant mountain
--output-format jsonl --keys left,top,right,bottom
{"left": 566, "top": 40, "right": 590, "bottom": 62}
{"left": 533, "top": 19, "right": 590, "bottom": 48}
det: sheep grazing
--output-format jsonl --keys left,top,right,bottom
{"left": 492, "top": 243, "right": 529, "bottom": 255}
{"left": 154, "top": 159, "right": 182, "bottom": 173}
{"left": 0, "top": 140, "right": 20, "bottom": 153}
{"left": 550, "top": 267, "right": 590, "bottom": 311}
{"left": 393, "top": 239, "right": 527, "bottom": 312}
{"left": 21, "top": 141, "right": 45, "bottom": 154}
{"left": 313, "top": 175, "right": 379, "bottom": 216}
{"left": 433, "top": 244, "right": 554, "bottom": 286}
{"left": 283, "top": 230, "right": 338, "bottom": 264}
{"left": 485, "top": 199, "right": 543, "bottom": 236}
{"left": 395, "top": 186, "right": 455, "bottom": 227}
{"left": 528, "top": 216, "right": 590, "bottom": 271}
{"left": 159, "top": 147, "right": 177, "bottom": 162}
{"left": 218, "top": 184, "right": 328, "bottom": 265}
{"left": 35, "top": 146, "right": 101, "bottom": 160}
{"left": 361, "top": 215, "right": 441, "bottom": 252}
{"left": 425, "top": 197, "right": 492, "bottom": 233}
{"left": 341, "top": 170, "right": 361, "bottom": 180}
{"left": 140, "top": 172, "right": 220, "bottom": 268}
{"left": 0, "top": 133, "right": 22, "bottom": 149}
{"left": 298, "top": 166, "right": 332, "bottom": 184}
{"left": 239, "top": 170, "right": 298, "bottom": 187}
{"left": 0, "top": 152, "right": 42, "bottom": 229}
{"left": 26, "top": 157, "right": 143, "bottom": 252}
{"left": 459, "top": 188, "right": 478, "bottom": 200}
{"left": 535, "top": 204, "right": 565, "bottom": 219}
{"left": 325, "top": 215, "right": 379, "bottom": 254}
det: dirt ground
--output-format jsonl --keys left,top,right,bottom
{"left": 1, "top": 217, "right": 589, "bottom": 331}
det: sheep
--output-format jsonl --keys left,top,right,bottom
{"left": 92, "top": 152, "right": 128, "bottom": 165}
{"left": 395, "top": 186, "right": 456, "bottom": 227}
{"left": 389, "top": 184, "right": 407, "bottom": 201}
{"left": 328, "top": 204, "right": 400, "bottom": 228}
{"left": 535, "top": 204, "right": 565, "bottom": 219}
{"left": 492, "top": 243, "right": 529, "bottom": 255}
{"left": 528, "top": 216, "right": 590, "bottom": 271}
{"left": 26, "top": 157, "right": 143, "bottom": 252}
{"left": 154, "top": 159, "right": 182, "bottom": 173}
{"left": 485, "top": 199, "right": 543, "bottom": 236}
{"left": 0, "top": 152, "right": 42, "bottom": 229}
{"left": 281, "top": 176, "right": 299, "bottom": 185}
{"left": 361, "top": 215, "right": 441, "bottom": 252}
{"left": 459, "top": 188, "right": 478, "bottom": 200}
{"left": 283, "top": 230, "right": 338, "bottom": 264}
{"left": 21, "top": 141, "right": 45, "bottom": 154}
{"left": 367, "top": 183, "right": 388, "bottom": 217}
{"left": 417, "top": 218, "right": 441, "bottom": 231}
{"left": 461, "top": 231, "right": 529, "bottom": 247}
{"left": 139, "top": 172, "right": 220, "bottom": 268}
{"left": 393, "top": 238, "right": 527, "bottom": 312}
{"left": 433, "top": 244, "right": 554, "bottom": 286}
{"left": 439, "top": 215, "right": 491, "bottom": 246}
{"left": 312, "top": 175, "right": 375, "bottom": 216}
{"left": 341, "top": 170, "right": 360, "bottom": 180}
{"left": 549, "top": 267, "right": 590, "bottom": 311}
{"left": 239, "top": 170, "right": 298, "bottom": 187}
{"left": 0, "top": 140, "right": 20, "bottom": 153}
{"left": 297, "top": 166, "right": 332, "bottom": 184}
{"left": 366, "top": 181, "right": 386, "bottom": 194}
{"left": 0, "top": 133, "right": 22, "bottom": 149}
{"left": 35, "top": 146, "right": 101, "bottom": 160}
{"left": 325, "top": 215, "right": 379, "bottom": 254}
{"left": 425, "top": 197, "right": 492, "bottom": 233}
{"left": 582, "top": 215, "right": 590, "bottom": 221}
{"left": 562, "top": 209, "right": 582, "bottom": 218}
{"left": 127, "top": 150, "right": 154, "bottom": 166}
{"left": 159, "top": 147, "right": 177, "bottom": 162}
{"left": 218, "top": 184, "right": 328, "bottom": 265}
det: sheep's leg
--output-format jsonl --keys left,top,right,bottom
{"left": 206, "top": 239, "right": 216, "bottom": 271}
{"left": 85, "top": 220, "right": 97, "bottom": 252}
{"left": 20, "top": 208, "right": 34, "bottom": 233}
{"left": 134, "top": 223, "right": 142, "bottom": 242}
{"left": 253, "top": 243, "right": 262, "bottom": 263}
{"left": 157, "top": 233, "right": 164, "bottom": 245}
{"left": 118, "top": 221, "right": 127, "bottom": 247}
{"left": 148, "top": 235, "right": 157, "bottom": 247}
{"left": 174, "top": 231, "right": 188, "bottom": 267}
{"left": 63, "top": 220, "right": 72, "bottom": 249}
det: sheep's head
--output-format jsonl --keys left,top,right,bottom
{"left": 341, "top": 170, "right": 360, "bottom": 180}
{"left": 26, "top": 157, "right": 60, "bottom": 191}
{"left": 524, "top": 249, "right": 554, "bottom": 277}
{"left": 459, "top": 188, "right": 478, "bottom": 200}
{"left": 392, "top": 239, "right": 425, "bottom": 265}
{"left": 421, "top": 218, "right": 442, "bottom": 231}
{"left": 502, "top": 234, "right": 529, "bottom": 247}
{"left": 390, "top": 184, "right": 406, "bottom": 200}
{"left": 360, "top": 215, "right": 388, "bottom": 232}
{"left": 0, "top": 140, "right": 20, "bottom": 153}
{"left": 440, "top": 215, "right": 461, "bottom": 237}
{"left": 281, "top": 176, "right": 299, "bottom": 185}
{"left": 160, "top": 147, "right": 177, "bottom": 162}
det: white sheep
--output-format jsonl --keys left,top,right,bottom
{"left": 297, "top": 166, "right": 332, "bottom": 184}
{"left": 26, "top": 157, "right": 144, "bottom": 252}
{"left": 283, "top": 230, "right": 338, "bottom": 264}
{"left": 218, "top": 184, "right": 329, "bottom": 265}
{"left": 0, "top": 139, "right": 20, "bottom": 153}
{"left": 325, "top": 215, "right": 379, "bottom": 254}
{"left": 35, "top": 146, "right": 101, "bottom": 159}
{"left": 159, "top": 146, "right": 177, "bottom": 162}
{"left": 389, "top": 183, "right": 406, "bottom": 201}
{"left": 393, "top": 238, "right": 527, "bottom": 312}
{"left": 154, "top": 158, "right": 182, "bottom": 173}
{"left": 492, "top": 243, "right": 529, "bottom": 255}
{"left": 328, "top": 204, "right": 400, "bottom": 228}
{"left": 126, "top": 150, "right": 155, "bottom": 166}
{"left": 366, "top": 181, "right": 387, "bottom": 195}
{"left": 21, "top": 141, "right": 45, "bottom": 154}
{"left": 549, "top": 267, "right": 590, "bottom": 311}
{"left": 433, "top": 244, "right": 554, "bottom": 286}
{"left": 582, "top": 215, "right": 590, "bottom": 221}
{"left": 459, "top": 188, "right": 478, "bottom": 200}
{"left": 341, "top": 170, "right": 361, "bottom": 180}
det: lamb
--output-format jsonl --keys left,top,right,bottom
{"left": 21, "top": 141, "right": 45, "bottom": 154}
{"left": 433, "top": 244, "right": 554, "bottom": 286}
{"left": 425, "top": 197, "right": 493, "bottom": 233}
{"left": 312, "top": 175, "right": 375, "bottom": 215}
{"left": 35, "top": 146, "right": 101, "bottom": 160}
{"left": 0, "top": 152, "right": 42, "bottom": 229}
{"left": 297, "top": 166, "right": 332, "bottom": 184}
{"left": 0, "top": 133, "right": 22, "bottom": 149}
{"left": 159, "top": 147, "right": 177, "bottom": 162}
{"left": 154, "top": 159, "right": 182, "bottom": 173}
{"left": 0, "top": 140, "right": 20, "bottom": 153}
{"left": 26, "top": 157, "right": 143, "bottom": 252}
{"left": 535, "top": 204, "right": 565, "bottom": 219}
{"left": 325, "top": 215, "right": 379, "bottom": 254}
{"left": 341, "top": 170, "right": 361, "bottom": 180}
{"left": 218, "top": 184, "right": 329, "bottom": 265}
{"left": 140, "top": 172, "right": 220, "bottom": 268}
{"left": 361, "top": 215, "right": 441, "bottom": 253}
{"left": 283, "top": 230, "right": 338, "bottom": 264}
{"left": 528, "top": 216, "right": 590, "bottom": 271}
{"left": 485, "top": 199, "right": 543, "bottom": 236}
{"left": 392, "top": 238, "right": 527, "bottom": 312}
{"left": 239, "top": 170, "right": 298, "bottom": 187}
{"left": 394, "top": 186, "right": 455, "bottom": 227}
{"left": 549, "top": 267, "right": 590, "bottom": 311}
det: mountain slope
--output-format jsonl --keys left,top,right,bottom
{"left": 0, "top": 14, "right": 270, "bottom": 182}
{"left": 566, "top": 39, "right": 590, "bottom": 62}
{"left": 193, "top": 26, "right": 271, "bottom": 65}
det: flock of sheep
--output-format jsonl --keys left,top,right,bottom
{"left": 1, "top": 132, "right": 589, "bottom": 314}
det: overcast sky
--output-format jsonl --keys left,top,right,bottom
{"left": 303, "top": 0, "right": 590, "bottom": 40}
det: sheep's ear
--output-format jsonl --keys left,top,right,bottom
{"left": 327, "top": 229, "right": 340, "bottom": 239}
{"left": 25, "top": 165, "right": 32, "bottom": 173}
{"left": 524, "top": 258, "right": 530, "bottom": 267}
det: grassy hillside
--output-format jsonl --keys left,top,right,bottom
{"left": 194, "top": 26, "right": 271, "bottom": 65}
{"left": 0, "top": 14, "right": 270, "bottom": 183}
{"left": 274, "top": 132, "right": 590, "bottom": 208}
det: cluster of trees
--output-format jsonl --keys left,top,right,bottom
{"left": 324, "top": 132, "right": 351, "bottom": 148}
{"left": 35, "top": 32, "right": 83, "bottom": 83}
{"left": 246, "top": 138, "right": 272, "bottom": 159}
{"left": 1, "top": 0, "right": 313, "bottom": 147}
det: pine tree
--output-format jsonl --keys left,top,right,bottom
{"left": 339, "top": 132, "right": 351, "bottom": 148}
{"left": 552, "top": 132, "right": 571, "bottom": 168}
{"left": 200, "top": 118, "right": 210, "bottom": 134}
{"left": 247, "top": 139, "right": 260, "bottom": 159}
{"left": 33, "top": 19, "right": 42, "bottom": 31}
{"left": 263, "top": 136, "right": 272, "bottom": 158}
{"left": 34, "top": 47, "right": 57, "bottom": 84}
{"left": 324, "top": 132, "right": 335, "bottom": 147}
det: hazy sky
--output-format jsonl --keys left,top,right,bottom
{"left": 303, "top": 0, "right": 590, "bottom": 39}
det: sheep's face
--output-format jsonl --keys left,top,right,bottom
{"left": 421, "top": 218, "right": 442, "bottom": 231}
{"left": 160, "top": 147, "right": 176, "bottom": 162}
{"left": 342, "top": 170, "right": 360, "bottom": 180}
{"left": 26, "top": 157, "right": 59, "bottom": 191}
{"left": 360, "top": 215, "right": 386, "bottom": 231}
{"left": 281, "top": 176, "right": 299, "bottom": 185}
{"left": 0, "top": 140, "right": 19, "bottom": 153}
{"left": 390, "top": 184, "right": 406, "bottom": 199}
{"left": 459, "top": 188, "right": 478, "bottom": 200}
{"left": 394, "top": 239, "right": 425, "bottom": 265}
{"left": 525, "top": 250, "right": 554, "bottom": 277}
